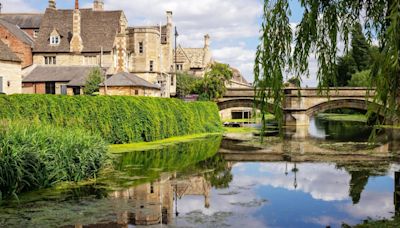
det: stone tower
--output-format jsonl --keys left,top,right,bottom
{"left": 93, "top": 0, "right": 104, "bottom": 11}
{"left": 48, "top": 0, "right": 56, "bottom": 9}
{"left": 70, "top": 0, "right": 83, "bottom": 53}
{"left": 203, "top": 34, "right": 212, "bottom": 66}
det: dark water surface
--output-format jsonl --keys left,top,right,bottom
{"left": 1, "top": 118, "right": 400, "bottom": 228}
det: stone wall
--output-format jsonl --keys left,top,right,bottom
{"left": 0, "top": 60, "right": 22, "bottom": 94}
{"left": 33, "top": 53, "right": 113, "bottom": 68}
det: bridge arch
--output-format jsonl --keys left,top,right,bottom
{"left": 305, "top": 99, "right": 383, "bottom": 117}
{"left": 217, "top": 98, "right": 277, "bottom": 114}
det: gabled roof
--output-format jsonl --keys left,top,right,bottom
{"left": 231, "top": 67, "right": 250, "bottom": 85}
{"left": 23, "top": 66, "right": 96, "bottom": 86}
{"left": 0, "top": 40, "right": 21, "bottom": 62}
{"left": 176, "top": 46, "right": 207, "bottom": 68}
{"left": 0, "top": 19, "right": 34, "bottom": 46}
{"left": 101, "top": 72, "right": 160, "bottom": 89}
{"left": 33, "top": 8, "right": 123, "bottom": 53}
{"left": 0, "top": 14, "right": 43, "bottom": 29}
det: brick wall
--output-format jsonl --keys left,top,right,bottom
{"left": 0, "top": 26, "right": 33, "bottom": 68}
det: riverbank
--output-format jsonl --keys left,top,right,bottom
{"left": 316, "top": 113, "right": 367, "bottom": 122}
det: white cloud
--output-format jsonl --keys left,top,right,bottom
{"left": 1, "top": 0, "right": 38, "bottom": 13}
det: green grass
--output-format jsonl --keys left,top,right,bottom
{"left": 223, "top": 127, "right": 258, "bottom": 133}
{"left": 109, "top": 133, "right": 223, "bottom": 153}
{"left": 316, "top": 113, "right": 368, "bottom": 123}
{"left": 0, "top": 121, "right": 108, "bottom": 200}
{"left": 222, "top": 114, "right": 275, "bottom": 123}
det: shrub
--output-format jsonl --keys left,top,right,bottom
{"left": 0, "top": 121, "right": 108, "bottom": 199}
{"left": 0, "top": 95, "right": 223, "bottom": 144}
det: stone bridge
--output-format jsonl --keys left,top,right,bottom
{"left": 218, "top": 87, "right": 386, "bottom": 126}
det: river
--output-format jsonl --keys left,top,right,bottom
{"left": 1, "top": 117, "right": 400, "bottom": 227}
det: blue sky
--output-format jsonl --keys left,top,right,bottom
{"left": 2, "top": 0, "right": 318, "bottom": 85}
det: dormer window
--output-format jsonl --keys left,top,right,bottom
{"left": 50, "top": 35, "right": 60, "bottom": 45}
{"left": 49, "top": 29, "right": 61, "bottom": 45}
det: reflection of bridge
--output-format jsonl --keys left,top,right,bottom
{"left": 218, "top": 87, "right": 387, "bottom": 126}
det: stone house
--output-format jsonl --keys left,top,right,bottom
{"left": 127, "top": 11, "right": 175, "bottom": 97}
{"left": 0, "top": 18, "right": 34, "bottom": 68}
{"left": 0, "top": 40, "right": 22, "bottom": 94}
{"left": 0, "top": 13, "right": 43, "bottom": 40}
{"left": 174, "top": 34, "right": 212, "bottom": 77}
{"left": 99, "top": 72, "right": 161, "bottom": 97}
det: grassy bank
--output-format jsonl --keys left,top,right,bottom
{"left": 316, "top": 113, "right": 368, "bottom": 123}
{"left": 0, "top": 122, "right": 108, "bottom": 199}
{"left": 0, "top": 95, "right": 223, "bottom": 144}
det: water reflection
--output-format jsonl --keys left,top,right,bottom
{"left": 2, "top": 131, "right": 400, "bottom": 227}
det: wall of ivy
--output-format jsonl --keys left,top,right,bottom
{"left": 0, "top": 95, "right": 223, "bottom": 144}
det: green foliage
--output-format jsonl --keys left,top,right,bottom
{"left": 351, "top": 23, "right": 371, "bottom": 72}
{"left": 287, "top": 77, "right": 301, "bottom": 87}
{"left": 336, "top": 54, "right": 357, "bottom": 86}
{"left": 0, "top": 95, "right": 223, "bottom": 144}
{"left": 176, "top": 72, "right": 201, "bottom": 97}
{"left": 196, "top": 63, "right": 233, "bottom": 101}
{"left": 83, "top": 67, "right": 103, "bottom": 95}
{"left": 0, "top": 121, "right": 107, "bottom": 199}
{"left": 348, "top": 70, "right": 372, "bottom": 87}
{"left": 257, "top": 0, "right": 400, "bottom": 128}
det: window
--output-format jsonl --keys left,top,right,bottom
{"left": 44, "top": 56, "right": 56, "bottom": 65}
{"left": 84, "top": 56, "right": 98, "bottom": 65}
{"left": 139, "top": 42, "right": 144, "bottom": 54}
{"left": 45, "top": 82, "right": 56, "bottom": 94}
{"left": 176, "top": 64, "right": 183, "bottom": 71}
{"left": 0, "top": 76, "right": 3, "bottom": 93}
{"left": 33, "top": 30, "right": 40, "bottom": 38}
{"left": 171, "top": 75, "right": 174, "bottom": 86}
{"left": 149, "top": 60, "right": 154, "bottom": 72}
{"left": 135, "top": 90, "right": 139, "bottom": 95}
{"left": 72, "top": 87, "right": 81, "bottom": 95}
{"left": 50, "top": 35, "right": 60, "bottom": 45}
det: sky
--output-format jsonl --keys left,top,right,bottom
{"left": 0, "top": 0, "right": 319, "bottom": 86}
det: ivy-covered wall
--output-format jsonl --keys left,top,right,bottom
{"left": 0, "top": 95, "right": 222, "bottom": 144}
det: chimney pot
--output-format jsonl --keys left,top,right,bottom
{"left": 48, "top": 0, "right": 56, "bottom": 9}
{"left": 166, "top": 11, "right": 173, "bottom": 25}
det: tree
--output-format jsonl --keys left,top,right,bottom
{"left": 348, "top": 70, "right": 372, "bottom": 87}
{"left": 196, "top": 63, "right": 233, "bottom": 101}
{"left": 287, "top": 77, "right": 301, "bottom": 87}
{"left": 336, "top": 54, "right": 357, "bottom": 86}
{"left": 255, "top": 0, "right": 400, "bottom": 128}
{"left": 83, "top": 67, "right": 103, "bottom": 95}
{"left": 176, "top": 72, "right": 201, "bottom": 97}
{"left": 351, "top": 23, "right": 371, "bottom": 72}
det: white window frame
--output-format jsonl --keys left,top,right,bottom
{"left": 50, "top": 35, "right": 60, "bottom": 45}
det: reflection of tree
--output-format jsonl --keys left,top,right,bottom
{"left": 197, "top": 155, "right": 233, "bottom": 189}
{"left": 348, "top": 171, "right": 370, "bottom": 204}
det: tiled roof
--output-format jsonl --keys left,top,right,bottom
{"left": 0, "top": 19, "right": 34, "bottom": 46}
{"left": 231, "top": 67, "right": 250, "bottom": 85}
{"left": 23, "top": 66, "right": 97, "bottom": 86}
{"left": 101, "top": 72, "right": 160, "bottom": 89}
{"left": 33, "top": 8, "right": 123, "bottom": 53}
{"left": 0, "top": 40, "right": 21, "bottom": 62}
{"left": 181, "top": 48, "right": 206, "bottom": 68}
{"left": 0, "top": 14, "right": 43, "bottom": 29}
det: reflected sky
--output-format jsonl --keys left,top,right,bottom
{"left": 174, "top": 162, "right": 396, "bottom": 228}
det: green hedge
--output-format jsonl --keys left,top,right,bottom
{"left": 0, "top": 95, "right": 223, "bottom": 144}
{"left": 0, "top": 122, "right": 108, "bottom": 199}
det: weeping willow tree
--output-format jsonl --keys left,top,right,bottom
{"left": 255, "top": 0, "right": 400, "bottom": 129}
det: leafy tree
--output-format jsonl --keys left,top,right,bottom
{"left": 196, "top": 63, "right": 233, "bottom": 101}
{"left": 348, "top": 70, "right": 372, "bottom": 87}
{"left": 255, "top": 0, "right": 400, "bottom": 128}
{"left": 351, "top": 23, "right": 371, "bottom": 72}
{"left": 336, "top": 54, "right": 357, "bottom": 86}
{"left": 176, "top": 72, "right": 201, "bottom": 97}
{"left": 287, "top": 77, "right": 301, "bottom": 87}
{"left": 83, "top": 67, "right": 103, "bottom": 95}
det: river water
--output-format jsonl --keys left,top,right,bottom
{"left": 1, "top": 118, "right": 400, "bottom": 228}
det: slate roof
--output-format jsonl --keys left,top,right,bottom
{"left": 0, "top": 40, "right": 21, "bottom": 62}
{"left": 33, "top": 8, "right": 123, "bottom": 53}
{"left": 0, "top": 19, "right": 34, "bottom": 46}
{"left": 231, "top": 67, "right": 250, "bottom": 85}
{"left": 0, "top": 14, "right": 43, "bottom": 29}
{"left": 101, "top": 72, "right": 160, "bottom": 89}
{"left": 23, "top": 66, "right": 97, "bottom": 86}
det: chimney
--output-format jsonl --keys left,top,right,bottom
{"left": 166, "top": 11, "right": 173, "bottom": 25}
{"left": 204, "top": 34, "right": 210, "bottom": 49}
{"left": 93, "top": 0, "right": 104, "bottom": 11}
{"left": 70, "top": 0, "right": 83, "bottom": 53}
{"left": 48, "top": 0, "right": 56, "bottom": 9}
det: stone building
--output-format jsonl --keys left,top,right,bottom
{"left": 174, "top": 34, "right": 212, "bottom": 77}
{"left": 0, "top": 18, "right": 34, "bottom": 68}
{"left": 0, "top": 40, "right": 22, "bottom": 94}
{"left": 0, "top": 13, "right": 43, "bottom": 40}
{"left": 99, "top": 72, "right": 161, "bottom": 97}
{"left": 127, "top": 11, "right": 175, "bottom": 97}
